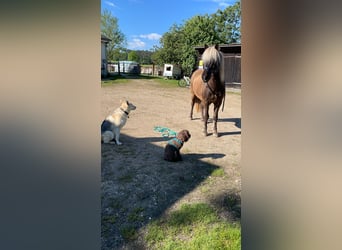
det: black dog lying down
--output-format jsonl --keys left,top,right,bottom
{"left": 164, "top": 130, "right": 191, "bottom": 162}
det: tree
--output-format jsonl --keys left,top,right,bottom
{"left": 135, "top": 50, "right": 153, "bottom": 64}
{"left": 152, "top": 1, "right": 241, "bottom": 75}
{"left": 151, "top": 24, "right": 184, "bottom": 68}
{"left": 128, "top": 51, "right": 139, "bottom": 62}
{"left": 180, "top": 14, "right": 222, "bottom": 74}
{"left": 101, "top": 9, "right": 126, "bottom": 61}
{"left": 212, "top": 1, "right": 241, "bottom": 43}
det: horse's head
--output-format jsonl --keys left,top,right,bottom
{"left": 201, "top": 45, "right": 222, "bottom": 82}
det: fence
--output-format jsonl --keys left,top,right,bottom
{"left": 140, "top": 65, "right": 163, "bottom": 76}
{"left": 107, "top": 61, "right": 140, "bottom": 74}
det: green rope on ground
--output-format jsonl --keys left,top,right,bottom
{"left": 153, "top": 126, "right": 177, "bottom": 138}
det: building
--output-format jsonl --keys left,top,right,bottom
{"left": 162, "top": 63, "right": 181, "bottom": 79}
{"left": 101, "top": 34, "right": 111, "bottom": 78}
{"left": 194, "top": 44, "right": 241, "bottom": 85}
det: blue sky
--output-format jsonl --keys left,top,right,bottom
{"left": 101, "top": 0, "right": 238, "bottom": 50}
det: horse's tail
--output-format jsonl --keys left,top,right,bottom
{"left": 195, "top": 102, "right": 200, "bottom": 113}
{"left": 221, "top": 87, "right": 226, "bottom": 112}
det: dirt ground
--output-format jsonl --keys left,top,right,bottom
{"left": 101, "top": 78, "right": 241, "bottom": 249}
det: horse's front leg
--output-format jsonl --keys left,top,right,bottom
{"left": 213, "top": 103, "right": 220, "bottom": 137}
{"left": 190, "top": 95, "right": 195, "bottom": 120}
{"left": 202, "top": 103, "right": 209, "bottom": 136}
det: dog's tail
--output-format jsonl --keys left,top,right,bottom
{"left": 101, "top": 131, "right": 114, "bottom": 144}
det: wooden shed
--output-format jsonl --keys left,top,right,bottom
{"left": 194, "top": 44, "right": 241, "bottom": 85}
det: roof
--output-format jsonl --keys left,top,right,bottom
{"left": 101, "top": 34, "right": 111, "bottom": 43}
{"left": 194, "top": 43, "right": 241, "bottom": 54}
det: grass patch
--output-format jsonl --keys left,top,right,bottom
{"left": 152, "top": 77, "right": 179, "bottom": 87}
{"left": 121, "top": 226, "right": 137, "bottom": 241}
{"left": 108, "top": 199, "right": 122, "bottom": 210}
{"left": 101, "top": 75, "right": 129, "bottom": 85}
{"left": 101, "top": 74, "right": 180, "bottom": 87}
{"left": 145, "top": 203, "right": 240, "bottom": 250}
{"left": 200, "top": 185, "right": 210, "bottom": 193}
{"left": 227, "top": 90, "right": 241, "bottom": 96}
{"left": 128, "top": 207, "right": 145, "bottom": 222}
{"left": 117, "top": 173, "right": 133, "bottom": 183}
{"left": 102, "top": 215, "right": 117, "bottom": 224}
{"left": 102, "top": 214, "right": 117, "bottom": 235}
{"left": 211, "top": 168, "right": 225, "bottom": 177}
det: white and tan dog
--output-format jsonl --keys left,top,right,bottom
{"left": 101, "top": 99, "right": 136, "bottom": 145}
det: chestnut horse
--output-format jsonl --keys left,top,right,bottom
{"left": 190, "top": 45, "right": 225, "bottom": 137}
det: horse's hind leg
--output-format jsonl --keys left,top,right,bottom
{"left": 201, "top": 103, "right": 207, "bottom": 122}
{"left": 213, "top": 102, "right": 220, "bottom": 137}
{"left": 190, "top": 95, "right": 197, "bottom": 120}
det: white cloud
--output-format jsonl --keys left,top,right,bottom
{"left": 104, "top": 1, "right": 116, "bottom": 7}
{"left": 212, "top": 0, "right": 233, "bottom": 8}
{"left": 128, "top": 38, "right": 146, "bottom": 49}
{"left": 139, "top": 33, "right": 162, "bottom": 40}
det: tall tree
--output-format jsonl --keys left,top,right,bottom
{"left": 212, "top": 1, "right": 241, "bottom": 43}
{"left": 151, "top": 25, "right": 184, "bottom": 68}
{"left": 152, "top": 1, "right": 241, "bottom": 75}
{"left": 127, "top": 51, "right": 139, "bottom": 62}
{"left": 101, "top": 9, "right": 126, "bottom": 61}
{"left": 134, "top": 50, "right": 153, "bottom": 64}
{"left": 180, "top": 14, "right": 222, "bottom": 74}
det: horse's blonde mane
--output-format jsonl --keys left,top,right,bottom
{"left": 201, "top": 46, "right": 222, "bottom": 69}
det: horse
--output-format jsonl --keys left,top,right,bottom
{"left": 190, "top": 44, "right": 226, "bottom": 137}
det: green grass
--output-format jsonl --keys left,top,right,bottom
{"left": 211, "top": 168, "right": 225, "bottom": 177}
{"left": 145, "top": 203, "right": 241, "bottom": 250}
{"left": 102, "top": 215, "right": 117, "bottom": 224}
{"left": 102, "top": 214, "right": 117, "bottom": 235}
{"left": 117, "top": 173, "right": 133, "bottom": 183}
{"left": 227, "top": 90, "right": 241, "bottom": 95}
{"left": 121, "top": 226, "right": 137, "bottom": 241}
{"left": 101, "top": 75, "right": 129, "bottom": 85}
{"left": 128, "top": 207, "right": 145, "bottom": 222}
{"left": 137, "top": 74, "right": 179, "bottom": 87}
{"left": 101, "top": 74, "right": 242, "bottom": 91}
{"left": 152, "top": 77, "right": 179, "bottom": 87}
{"left": 101, "top": 74, "right": 179, "bottom": 87}
{"left": 108, "top": 199, "right": 122, "bottom": 210}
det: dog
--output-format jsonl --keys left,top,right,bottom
{"left": 164, "top": 130, "right": 191, "bottom": 162}
{"left": 101, "top": 99, "right": 136, "bottom": 145}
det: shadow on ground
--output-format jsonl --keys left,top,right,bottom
{"left": 220, "top": 117, "right": 241, "bottom": 129}
{"left": 192, "top": 117, "right": 241, "bottom": 129}
{"left": 101, "top": 133, "right": 237, "bottom": 249}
